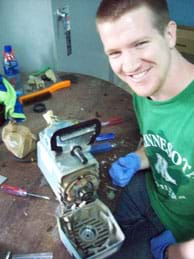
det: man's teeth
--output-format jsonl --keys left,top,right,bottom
{"left": 131, "top": 71, "right": 146, "bottom": 79}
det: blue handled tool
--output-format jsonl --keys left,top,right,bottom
{"left": 91, "top": 142, "right": 117, "bottom": 154}
{"left": 96, "top": 132, "right": 115, "bottom": 142}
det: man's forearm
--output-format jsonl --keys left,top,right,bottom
{"left": 135, "top": 146, "right": 150, "bottom": 170}
{"left": 166, "top": 239, "right": 194, "bottom": 259}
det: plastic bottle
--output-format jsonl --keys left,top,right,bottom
{"left": 3, "top": 45, "right": 22, "bottom": 94}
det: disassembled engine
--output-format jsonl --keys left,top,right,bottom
{"left": 37, "top": 111, "right": 125, "bottom": 259}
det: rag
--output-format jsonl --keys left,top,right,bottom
{"left": 0, "top": 75, "right": 26, "bottom": 122}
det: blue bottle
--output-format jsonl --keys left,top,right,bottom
{"left": 3, "top": 45, "right": 22, "bottom": 94}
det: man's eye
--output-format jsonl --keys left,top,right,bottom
{"left": 108, "top": 52, "right": 120, "bottom": 58}
{"left": 136, "top": 41, "right": 148, "bottom": 48}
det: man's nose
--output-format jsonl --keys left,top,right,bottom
{"left": 122, "top": 51, "right": 141, "bottom": 73}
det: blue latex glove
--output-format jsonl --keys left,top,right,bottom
{"left": 109, "top": 152, "right": 141, "bottom": 187}
{"left": 151, "top": 230, "right": 176, "bottom": 259}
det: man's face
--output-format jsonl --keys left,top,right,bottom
{"left": 97, "top": 6, "right": 176, "bottom": 100}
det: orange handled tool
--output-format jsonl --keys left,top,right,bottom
{"left": 19, "top": 80, "right": 71, "bottom": 105}
{"left": 47, "top": 80, "right": 71, "bottom": 93}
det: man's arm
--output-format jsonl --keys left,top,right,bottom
{"left": 166, "top": 240, "right": 194, "bottom": 259}
{"left": 151, "top": 230, "right": 194, "bottom": 259}
{"left": 135, "top": 146, "right": 150, "bottom": 170}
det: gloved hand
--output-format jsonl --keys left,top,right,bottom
{"left": 109, "top": 152, "right": 141, "bottom": 187}
{"left": 151, "top": 230, "right": 176, "bottom": 259}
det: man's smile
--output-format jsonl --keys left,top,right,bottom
{"left": 126, "top": 68, "right": 152, "bottom": 83}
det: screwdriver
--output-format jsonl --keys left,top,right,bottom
{"left": 0, "top": 184, "right": 50, "bottom": 200}
{"left": 101, "top": 116, "right": 123, "bottom": 127}
{"left": 96, "top": 132, "right": 116, "bottom": 142}
{"left": 91, "top": 142, "right": 117, "bottom": 154}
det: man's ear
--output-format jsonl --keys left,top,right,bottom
{"left": 165, "top": 21, "right": 177, "bottom": 48}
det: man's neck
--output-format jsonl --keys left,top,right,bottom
{"left": 150, "top": 50, "right": 194, "bottom": 101}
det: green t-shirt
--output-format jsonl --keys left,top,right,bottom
{"left": 133, "top": 81, "right": 194, "bottom": 242}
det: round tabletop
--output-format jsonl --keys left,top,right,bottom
{"left": 0, "top": 73, "right": 140, "bottom": 258}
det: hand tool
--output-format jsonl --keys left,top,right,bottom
{"left": 0, "top": 184, "right": 50, "bottom": 200}
{"left": 19, "top": 80, "right": 71, "bottom": 105}
{"left": 12, "top": 252, "right": 53, "bottom": 259}
{"left": 96, "top": 132, "right": 115, "bottom": 142}
{"left": 91, "top": 142, "right": 117, "bottom": 154}
{"left": 101, "top": 116, "right": 123, "bottom": 127}
{"left": 4, "top": 251, "right": 11, "bottom": 259}
{"left": 0, "top": 174, "right": 7, "bottom": 185}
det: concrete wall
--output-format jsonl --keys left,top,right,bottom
{"left": 0, "top": 0, "right": 194, "bottom": 81}
{"left": 0, "top": 0, "right": 56, "bottom": 74}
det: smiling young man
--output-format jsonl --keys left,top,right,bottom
{"left": 96, "top": 0, "right": 194, "bottom": 259}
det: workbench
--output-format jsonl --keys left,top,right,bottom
{"left": 0, "top": 73, "right": 140, "bottom": 259}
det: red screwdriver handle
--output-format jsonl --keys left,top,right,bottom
{"left": 108, "top": 116, "right": 123, "bottom": 125}
{"left": 101, "top": 116, "right": 123, "bottom": 127}
{"left": 0, "top": 184, "right": 27, "bottom": 197}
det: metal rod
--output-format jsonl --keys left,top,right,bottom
{"left": 27, "top": 193, "right": 50, "bottom": 200}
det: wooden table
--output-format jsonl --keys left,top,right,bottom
{"left": 0, "top": 73, "right": 140, "bottom": 258}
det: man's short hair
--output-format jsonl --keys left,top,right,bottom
{"left": 96, "top": 0, "right": 170, "bottom": 34}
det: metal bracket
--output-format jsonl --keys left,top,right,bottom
{"left": 55, "top": 6, "right": 72, "bottom": 55}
